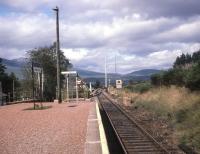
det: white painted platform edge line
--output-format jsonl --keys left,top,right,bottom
{"left": 95, "top": 97, "right": 110, "bottom": 154}
{"left": 86, "top": 141, "right": 101, "bottom": 144}
{"left": 88, "top": 119, "right": 98, "bottom": 121}
{"left": 84, "top": 103, "right": 92, "bottom": 154}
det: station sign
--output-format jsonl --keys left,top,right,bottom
{"left": 116, "top": 80, "right": 122, "bottom": 89}
{"left": 34, "top": 67, "right": 42, "bottom": 73}
{"left": 61, "top": 71, "right": 77, "bottom": 75}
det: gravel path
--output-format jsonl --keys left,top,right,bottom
{"left": 0, "top": 102, "right": 91, "bottom": 154}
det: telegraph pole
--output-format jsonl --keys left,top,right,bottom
{"left": 32, "top": 61, "right": 35, "bottom": 109}
{"left": 105, "top": 57, "right": 107, "bottom": 88}
{"left": 66, "top": 74, "right": 69, "bottom": 102}
{"left": 13, "top": 79, "right": 15, "bottom": 102}
{"left": 115, "top": 55, "right": 116, "bottom": 74}
{"left": 53, "top": 6, "right": 61, "bottom": 103}
{"left": 76, "top": 74, "right": 78, "bottom": 103}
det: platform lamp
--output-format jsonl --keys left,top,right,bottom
{"left": 53, "top": 6, "right": 61, "bottom": 103}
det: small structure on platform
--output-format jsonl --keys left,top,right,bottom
{"left": 61, "top": 71, "right": 79, "bottom": 102}
{"left": 61, "top": 71, "right": 90, "bottom": 102}
{"left": 31, "top": 62, "right": 44, "bottom": 109}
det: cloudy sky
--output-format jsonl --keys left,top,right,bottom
{"left": 0, "top": 0, "right": 200, "bottom": 73}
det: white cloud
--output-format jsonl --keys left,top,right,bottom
{"left": 62, "top": 48, "right": 89, "bottom": 61}
{"left": 0, "top": 0, "right": 200, "bottom": 73}
{"left": 154, "top": 18, "right": 200, "bottom": 43}
{"left": 0, "top": 13, "right": 55, "bottom": 48}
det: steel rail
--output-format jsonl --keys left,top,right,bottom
{"left": 99, "top": 91, "right": 171, "bottom": 154}
{"left": 97, "top": 96, "right": 128, "bottom": 154}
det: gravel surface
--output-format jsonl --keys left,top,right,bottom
{"left": 0, "top": 102, "right": 92, "bottom": 154}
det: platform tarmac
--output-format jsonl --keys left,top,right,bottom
{"left": 84, "top": 98, "right": 109, "bottom": 154}
{"left": 0, "top": 99, "right": 109, "bottom": 154}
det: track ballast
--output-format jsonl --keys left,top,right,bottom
{"left": 98, "top": 92, "right": 172, "bottom": 154}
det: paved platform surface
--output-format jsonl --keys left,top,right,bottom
{"left": 84, "top": 99, "right": 109, "bottom": 154}
{"left": 0, "top": 101, "right": 91, "bottom": 154}
{"left": 85, "top": 101, "right": 102, "bottom": 154}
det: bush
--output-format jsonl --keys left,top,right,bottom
{"left": 176, "top": 102, "right": 200, "bottom": 152}
{"left": 151, "top": 69, "right": 186, "bottom": 87}
{"left": 185, "top": 62, "right": 200, "bottom": 90}
{"left": 124, "top": 84, "right": 200, "bottom": 152}
{"left": 151, "top": 73, "right": 162, "bottom": 86}
{"left": 134, "top": 82, "right": 152, "bottom": 93}
{"left": 176, "top": 109, "right": 188, "bottom": 123}
{"left": 125, "top": 82, "right": 152, "bottom": 93}
{"left": 151, "top": 50, "right": 200, "bottom": 91}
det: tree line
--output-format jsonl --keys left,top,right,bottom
{"left": 22, "top": 43, "right": 72, "bottom": 101}
{"left": 0, "top": 59, "right": 20, "bottom": 102}
{"left": 151, "top": 50, "right": 200, "bottom": 90}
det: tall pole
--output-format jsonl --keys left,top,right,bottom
{"left": 41, "top": 69, "right": 44, "bottom": 100}
{"left": 115, "top": 54, "right": 116, "bottom": 74}
{"left": 53, "top": 6, "right": 61, "bottom": 103}
{"left": 105, "top": 57, "right": 107, "bottom": 88}
{"left": 38, "top": 72, "right": 41, "bottom": 99}
{"left": 32, "top": 61, "right": 35, "bottom": 109}
{"left": 76, "top": 74, "right": 78, "bottom": 103}
{"left": 67, "top": 75, "right": 69, "bottom": 102}
{"left": 13, "top": 79, "right": 15, "bottom": 102}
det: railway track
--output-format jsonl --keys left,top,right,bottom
{"left": 97, "top": 91, "right": 175, "bottom": 154}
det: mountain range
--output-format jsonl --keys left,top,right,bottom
{"left": 1, "top": 58, "right": 161, "bottom": 84}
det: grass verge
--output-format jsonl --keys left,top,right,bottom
{"left": 111, "top": 85, "right": 200, "bottom": 153}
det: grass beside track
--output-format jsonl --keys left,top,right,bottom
{"left": 110, "top": 86, "right": 200, "bottom": 153}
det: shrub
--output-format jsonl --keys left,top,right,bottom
{"left": 134, "top": 82, "right": 152, "bottom": 93}
{"left": 151, "top": 73, "right": 162, "bottom": 86}
{"left": 185, "top": 62, "right": 200, "bottom": 90}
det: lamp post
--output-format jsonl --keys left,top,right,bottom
{"left": 105, "top": 56, "right": 108, "bottom": 89}
{"left": 67, "top": 74, "right": 69, "bottom": 102}
{"left": 53, "top": 6, "right": 61, "bottom": 103}
{"left": 31, "top": 61, "right": 35, "bottom": 109}
{"left": 13, "top": 79, "right": 15, "bottom": 102}
{"left": 76, "top": 74, "right": 79, "bottom": 103}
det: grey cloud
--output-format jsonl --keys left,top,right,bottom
{"left": 0, "top": 13, "right": 55, "bottom": 49}
{"left": 149, "top": 18, "right": 200, "bottom": 44}
{"left": 2, "top": 0, "right": 200, "bottom": 19}
{"left": 0, "top": 47, "right": 26, "bottom": 59}
{"left": 0, "top": 0, "right": 200, "bottom": 73}
{"left": 126, "top": 0, "right": 200, "bottom": 18}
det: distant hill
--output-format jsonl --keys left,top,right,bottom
{"left": 126, "top": 69, "right": 161, "bottom": 76}
{"left": 2, "top": 57, "right": 26, "bottom": 67}
{"left": 76, "top": 68, "right": 122, "bottom": 79}
{"left": 76, "top": 69, "right": 104, "bottom": 78}
{"left": 1, "top": 58, "right": 161, "bottom": 83}
{"left": 1, "top": 58, "right": 26, "bottom": 79}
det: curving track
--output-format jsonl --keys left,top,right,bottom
{"left": 97, "top": 91, "right": 173, "bottom": 154}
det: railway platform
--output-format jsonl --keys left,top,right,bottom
{"left": 0, "top": 99, "right": 109, "bottom": 154}
{"left": 84, "top": 98, "right": 109, "bottom": 154}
